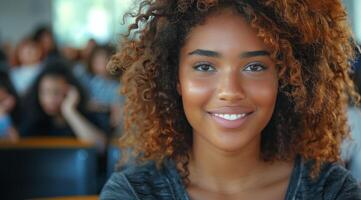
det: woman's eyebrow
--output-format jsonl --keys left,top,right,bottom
{"left": 188, "top": 49, "right": 220, "bottom": 57}
{"left": 240, "top": 50, "right": 270, "bottom": 58}
{"left": 188, "top": 49, "right": 270, "bottom": 58}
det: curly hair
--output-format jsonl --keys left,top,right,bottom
{"left": 109, "top": 0, "right": 360, "bottom": 179}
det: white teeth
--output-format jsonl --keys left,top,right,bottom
{"left": 213, "top": 113, "right": 246, "bottom": 120}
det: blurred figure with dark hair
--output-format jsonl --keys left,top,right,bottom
{"left": 0, "top": 42, "right": 13, "bottom": 69}
{"left": 20, "top": 60, "right": 106, "bottom": 151}
{"left": 32, "top": 25, "right": 61, "bottom": 61}
{"left": 0, "top": 70, "right": 20, "bottom": 142}
{"left": 0, "top": 48, "right": 8, "bottom": 71}
{"left": 10, "top": 37, "right": 43, "bottom": 95}
{"left": 72, "top": 38, "right": 97, "bottom": 77}
{"left": 61, "top": 46, "right": 81, "bottom": 66}
{"left": 81, "top": 38, "right": 97, "bottom": 63}
{"left": 75, "top": 44, "right": 123, "bottom": 134}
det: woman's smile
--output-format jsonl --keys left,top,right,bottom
{"left": 207, "top": 106, "right": 254, "bottom": 129}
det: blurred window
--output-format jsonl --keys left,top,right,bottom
{"left": 52, "top": 0, "right": 134, "bottom": 47}
{"left": 53, "top": 1, "right": 361, "bottom": 45}
{"left": 343, "top": 0, "right": 361, "bottom": 43}
{"left": 355, "top": 1, "right": 361, "bottom": 43}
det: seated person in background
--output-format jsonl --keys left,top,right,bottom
{"left": 61, "top": 46, "right": 81, "bottom": 67}
{"left": 81, "top": 38, "right": 97, "bottom": 64}
{"left": 0, "top": 49, "right": 9, "bottom": 71}
{"left": 0, "top": 70, "right": 20, "bottom": 142}
{"left": 20, "top": 60, "right": 106, "bottom": 151}
{"left": 74, "top": 44, "right": 123, "bottom": 134}
{"left": 32, "top": 25, "right": 61, "bottom": 62}
{"left": 10, "top": 37, "right": 43, "bottom": 96}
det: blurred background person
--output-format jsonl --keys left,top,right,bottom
{"left": 9, "top": 37, "right": 43, "bottom": 96}
{"left": 0, "top": 48, "right": 8, "bottom": 72}
{"left": 32, "top": 25, "right": 61, "bottom": 62}
{"left": 20, "top": 60, "right": 107, "bottom": 151}
{"left": 61, "top": 46, "right": 81, "bottom": 67}
{"left": 0, "top": 42, "right": 13, "bottom": 71}
{"left": 0, "top": 70, "right": 20, "bottom": 142}
{"left": 75, "top": 44, "right": 123, "bottom": 135}
{"left": 80, "top": 38, "right": 97, "bottom": 64}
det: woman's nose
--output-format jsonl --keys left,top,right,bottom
{"left": 217, "top": 69, "right": 246, "bottom": 102}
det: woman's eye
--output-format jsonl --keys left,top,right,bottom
{"left": 193, "top": 63, "right": 216, "bottom": 72}
{"left": 243, "top": 63, "right": 266, "bottom": 72}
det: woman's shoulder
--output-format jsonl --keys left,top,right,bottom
{"left": 295, "top": 159, "right": 361, "bottom": 200}
{"left": 100, "top": 161, "right": 178, "bottom": 200}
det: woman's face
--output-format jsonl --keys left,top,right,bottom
{"left": 178, "top": 9, "right": 278, "bottom": 153}
{"left": 39, "top": 76, "right": 69, "bottom": 116}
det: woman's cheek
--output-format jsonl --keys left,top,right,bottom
{"left": 244, "top": 78, "right": 278, "bottom": 108}
{"left": 181, "top": 77, "right": 215, "bottom": 106}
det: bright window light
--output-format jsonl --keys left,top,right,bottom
{"left": 52, "top": 0, "right": 135, "bottom": 48}
{"left": 355, "top": 0, "right": 361, "bottom": 43}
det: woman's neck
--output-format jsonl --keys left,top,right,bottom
{"left": 188, "top": 133, "right": 270, "bottom": 194}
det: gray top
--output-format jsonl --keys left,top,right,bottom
{"left": 100, "top": 156, "right": 361, "bottom": 200}
{"left": 341, "top": 107, "right": 361, "bottom": 182}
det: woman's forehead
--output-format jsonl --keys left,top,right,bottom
{"left": 180, "top": 9, "right": 268, "bottom": 58}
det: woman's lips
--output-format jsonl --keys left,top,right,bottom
{"left": 208, "top": 112, "right": 252, "bottom": 129}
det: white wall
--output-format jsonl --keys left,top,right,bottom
{"left": 0, "top": 0, "right": 52, "bottom": 46}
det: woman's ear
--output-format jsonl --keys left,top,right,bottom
{"left": 177, "top": 82, "right": 182, "bottom": 96}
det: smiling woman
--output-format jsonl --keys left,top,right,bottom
{"left": 101, "top": 0, "right": 361, "bottom": 200}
